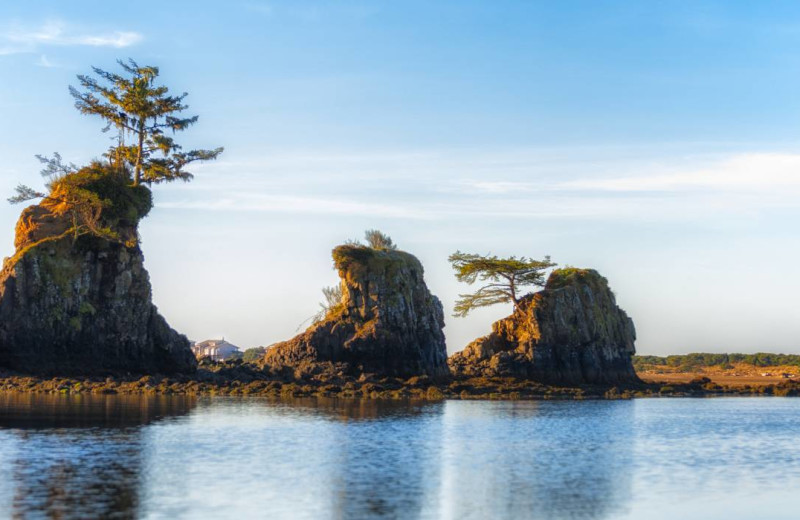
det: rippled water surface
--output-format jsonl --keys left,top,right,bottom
{"left": 1, "top": 394, "right": 800, "bottom": 519}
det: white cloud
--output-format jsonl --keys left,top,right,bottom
{"left": 160, "top": 193, "right": 437, "bottom": 220}
{"left": 560, "top": 153, "right": 800, "bottom": 193}
{"left": 152, "top": 149, "right": 800, "bottom": 223}
{"left": 1, "top": 20, "right": 142, "bottom": 56}
{"left": 452, "top": 181, "right": 537, "bottom": 194}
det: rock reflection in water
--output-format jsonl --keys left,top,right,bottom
{"left": 0, "top": 393, "right": 195, "bottom": 519}
{"left": 435, "top": 400, "right": 633, "bottom": 519}
{"left": 0, "top": 392, "right": 197, "bottom": 428}
{"left": 269, "top": 396, "right": 436, "bottom": 420}
{"left": 0, "top": 396, "right": 638, "bottom": 519}
{"left": 284, "top": 398, "right": 444, "bottom": 518}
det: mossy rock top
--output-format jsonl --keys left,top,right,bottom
{"left": 545, "top": 267, "right": 608, "bottom": 291}
{"left": 332, "top": 244, "right": 423, "bottom": 278}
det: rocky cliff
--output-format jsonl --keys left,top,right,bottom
{"left": 0, "top": 166, "right": 196, "bottom": 375}
{"left": 264, "top": 244, "right": 449, "bottom": 378}
{"left": 449, "top": 268, "right": 638, "bottom": 385}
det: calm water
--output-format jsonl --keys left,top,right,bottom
{"left": 1, "top": 394, "right": 799, "bottom": 519}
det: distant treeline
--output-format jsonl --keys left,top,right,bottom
{"left": 634, "top": 353, "right": 800, "bottom": 370}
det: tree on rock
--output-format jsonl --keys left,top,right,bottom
{"left": 364, "top": 229, "right": 397, "bottom": 250}
{"left": 9, "top": 154, "right": 127, "bottom": 244}
{"left": 70, "top": 58, "right": 223, "bottom": 186}
{"left": 8, "top": 60, "right": 223, "bottom": 246}
{"left": 449, "top": 251, "right": 556, "bottom": 317}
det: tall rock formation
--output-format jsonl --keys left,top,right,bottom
{"left": 0, "top": 166, "right": 196, "bottom": 375}
{"left": 449, "top": 268, "right": 638, "bottom": 385}
{"left": 264, "top": 244, "right": 449, "bottom": 378}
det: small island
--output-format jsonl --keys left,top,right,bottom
{"left": 1, "top": 60, "right": 798, "bottom": 401}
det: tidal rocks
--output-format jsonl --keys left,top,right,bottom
{"left": 264, "top": 244, "right": 449, "bottom": 378}
{"left": 448, "top": 268, "right": 638, "bottom": 385}
{"left": 0, "top": 169, "right": 195, "bottom": 376}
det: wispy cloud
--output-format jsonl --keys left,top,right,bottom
{"left": 36, "top": 54, "right": 56, "bottom": 68}
{"left": 559, "top": 153, "right": 800, "bottom": 193}
{"left": 152, "top": 149, "right": 800, "bottom": 223}
{"left": 160, "top": 193, "right": 435, "bottom": 220}
{"left": 0, "top": 20, "right": 142, "bottom": 56}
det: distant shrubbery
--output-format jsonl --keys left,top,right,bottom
{"left": 634, "top": 353, "right": 800, "bottom": 371}
{"left": 242, "top": 347, "right": 266, "bottom": 363}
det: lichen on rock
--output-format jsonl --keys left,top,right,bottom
{"left": 264, "top": 244, "right": 449, "bottom": 378}
{"left": 0, "top": 165, "right": 195, "bottom": 376}
{"left": 448, "top": 268, "right": 639, "bottom": 385}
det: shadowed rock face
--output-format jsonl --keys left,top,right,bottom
{"left": 264, "top": 245, "right": 449, "bottom": 378}
{"left": 0, "top": 193, "right": 195, "bottom": 376}
{"left": 449, "top": 268, "right": 638, "bottom": 385}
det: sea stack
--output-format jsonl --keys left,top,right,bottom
{"left": 448, "top": 268, "right": 638, "bottom": 385}
{"left": 0, "top": 165, "right": 196, "bottom": 375}
{"left": 264, "top": 243, "right": 449, "bottom": 378}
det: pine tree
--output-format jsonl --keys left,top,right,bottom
{"left": 449, "top": 251, "right": 556, "bottom": 317}
{"left": 70, "top": 58, "right": 223, "bottom": 186}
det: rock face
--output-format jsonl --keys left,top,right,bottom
{"left": 264, "top": 244, "right": 449, "bottom": 378}
{"left": 0, "top": 172, "right": 195, "bottom": 376}
{"left": 448, "top": 268, "right": 638, "bottom": 385}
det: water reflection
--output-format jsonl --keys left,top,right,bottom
{"left": 433, "top": 401, "right": 634, "bottom": 519}
{"left": 320, "top": 399, "right": 444, "bottom": 519}
{"left": 0, "top": 392, "right": 197, "bottom": 428}
{"left": 4, "top": 396, "right": 794, "bottom": 519}
{"left": 260, "top": 396, "right": 437, "bottom": 421}
{"left": 0, "top": 393, "right": 195, "bottom": 519}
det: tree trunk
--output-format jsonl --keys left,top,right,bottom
{"left": 510, "top": 284, "right": 518, "bottom": 310}
{"left": 509, "top": 274, "right": 518, "bottom": 310}
{"left": 133, "top": 120, "right": 145, "bottom": 186}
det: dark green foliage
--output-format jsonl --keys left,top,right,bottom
{"left": 633, "top": 353, "right": 800, "bottom": 370}
{"left": 70, "top": 58, "right": 223, "bottom": 186}
{"left": 8, "top": 59, "right": 220, "bottom": 248}
{"left": 449, "top": 251, "right": 556, "bottom": 317}
{"left": 545, "top": 267, "right": 606, "bottom": 291}
{"left": 11, "top": 161, "right": 153, "bottom": 249}
{"left": 63, "top": 163, "right": 153, "bottom": 222}
{"left": 332, "top": 243, "right": 376, "bottom": 270}
{"left": 242, "top": 347, "right": 267, "bottom": 363}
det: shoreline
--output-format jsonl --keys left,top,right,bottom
{"left": 2, "top": 366, "right": 799, "bottom": 400}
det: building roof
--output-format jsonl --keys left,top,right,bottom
{"left": 194, "top": 339, "right": 240, "bottom": 351}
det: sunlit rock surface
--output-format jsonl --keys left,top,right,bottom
{"left": 264, "top": 244, "right": 449, "bottom": 378}
{"left": 0, "top": 171, "right": 195, "bottom": 375}
{"left": 449, "top": 268, "right": 638, "bottom": 385}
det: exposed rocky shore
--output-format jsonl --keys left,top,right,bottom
{"left": 1, "top": 362, "right": 798, "bottom": 399}
{"left": 449, "top": 268, "right": 639, "bottom": 385}
{"left": 264, "top": 244, "right": 449, "bottom": 378}
{"left": 0, "top": 167, "right": 196, "bottom": 375}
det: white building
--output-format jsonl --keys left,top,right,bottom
{"left": 192, "top": 339, "right": 242, "bottom": 361}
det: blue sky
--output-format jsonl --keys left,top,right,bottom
{"left": 1, "top": 1, "right": 799, "bottom": 354}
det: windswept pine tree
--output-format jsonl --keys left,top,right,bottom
{"left": 69, "top": 58, "right": 223, "bottom": 186}
{"left": 8, "top": 59, "right": 223, "bottom": 246}
{"left": 448, "top": 251, "right": 556, "bottom": 317}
